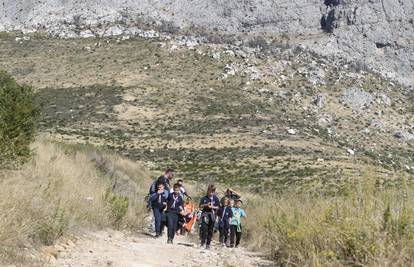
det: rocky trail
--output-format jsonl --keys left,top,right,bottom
{"left": 47, "top": 230, "right": 273, "bottom": 267}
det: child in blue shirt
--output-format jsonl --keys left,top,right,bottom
{"left": 230, "top": 199, "right": 247, "bottom": 248}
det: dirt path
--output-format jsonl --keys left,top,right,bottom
{"left": 47, "top": 230, "right": 273, "bottom": 267}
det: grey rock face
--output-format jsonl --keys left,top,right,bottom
{"left": 314, "top": 94, "right": 327, "bottom": 108}
{"left": 0, "top": 0, "right": 413, "bottom": 86}
{"left": 340, "top": 87, "right": 373, "bottom": 112}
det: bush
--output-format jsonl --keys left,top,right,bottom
{"left": 0, "top": 71, "right": 39, "bottom": 166}
{"left": 105, "top": 190, "right": 130, "bottom": 226}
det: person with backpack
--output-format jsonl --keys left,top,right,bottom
{"left": 149, "top": 168, "right": 175, "bottom": 195}
{"left": 147, "top": 183, "right": 168, "bottom": 237}
{"left": 175, "top": 179, "right": 191, "bottom": 199}
{"left": 217, "top": 198, "right": 234, "bottom": 247}
{"left": 220, "top": 188, "right": 241, "bottom": 207}
{"left": 230, "top": 199, "right": 247, "bottom": 248}
{"left": 199, "top": 184, "right": 220, "bottom": 249}
{"left": 166, "top": 183, "right": 184, "bottom": 244}
{"left": 147, "top": 170, "right": 173, "bottom": 233}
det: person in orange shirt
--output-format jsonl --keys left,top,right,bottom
{"left": 182, "top": 197, "right": 197, "bottom": 234}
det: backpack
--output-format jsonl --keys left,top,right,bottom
{"left": 148, "top": 178, "right": 158, "bottom": 195}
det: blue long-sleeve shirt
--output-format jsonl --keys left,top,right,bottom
{"left": 148, "top": 190, "right": 169, "bottom": 209}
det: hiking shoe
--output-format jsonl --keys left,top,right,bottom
{"left": 167, "top": 239, "right": 173, "bottom": 244}
{"left": 205, "top": 245, "right": 211, "bottom": 250}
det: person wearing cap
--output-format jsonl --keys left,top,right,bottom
{"left": 220, "top": 188, "right": 241, "bottom": 207}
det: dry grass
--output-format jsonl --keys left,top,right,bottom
{"left": 242, "top": 174, "right": 414, "bottom": 266}
{"left": 0, "top": 138, "right": 150, "bottom": 264}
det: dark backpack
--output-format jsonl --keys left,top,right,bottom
{"left": 149, "top": 176, "right": 170, "bottom": 195}
{"left": 148, "top": 178, "right": 158, "bottom": 195}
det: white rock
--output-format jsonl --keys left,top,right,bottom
{"left": 224, "top": 50, "right": 235, "bottom": 57}
{"left": 170, "top": 44, "right": 178, "bottom": 51}
{"left": 287, "top": 129, "right": 296, "bottom": 135}
{"left": 347, "top": 149, "right": 355, "bottom": 156}
{"left": 212, "top": 52, "right": 221, "bottom": 59}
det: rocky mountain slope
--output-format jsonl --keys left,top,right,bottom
{"left": 0, "top": 34, "right": 412, "bottom": 192}
{"left": 0, "top": 0, "right": 413, "bottom": 86}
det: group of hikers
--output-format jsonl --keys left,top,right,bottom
{"left": 146, "top": 168, "right": 247, "bottom": 249}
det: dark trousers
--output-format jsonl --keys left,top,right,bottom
{"left": 153, "top": 208, "right": 164, "bottom": 235}
{"left": 167, "top": 212, "right": 179, "bottom": 240}
{"left": 230, "top": 225, "right": 242, "bottom": 247}
{"left": 219, "top": 226, "right": 230, "bottom": 244}
{"left": 200, "top": 212, "right": 215, "bottom": 246}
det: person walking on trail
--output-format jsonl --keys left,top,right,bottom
{"left": 182, "top": 197, "right": 196, "bottom": 234}
{"left": 220, "top": 188, "right": 241, "bottom": 207}
{"left": 147, "top": 170, "right": 173, "bottom": 233}
{"left": 230, "top": 199, "right": 247, "bottom": 248}
{"left": 147, "top": 183, "right": 168, "bottom": 238}
{"left": 218, "top": 198, "right": 234, "bottom": 247}
{"left": 166, "top": 183, "right": 184, "bottom": 244}
{"left": 149, "top": 168, "right": 174, "bottom": 194}
{"left": 199, "top": 184, "right": 220, "bottom": 249}
{"left": 176, "top": 179, "right": 191, "bottom": 199}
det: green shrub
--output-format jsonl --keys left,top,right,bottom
{"left": 0, "top": 71, "right": 39, "bottom": 166}
{"left": 105, "top": 189, "right": 129, "bottom": 226}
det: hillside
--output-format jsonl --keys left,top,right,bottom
{"left": 0, "top": 0, "right": 413, "bottom": 86}
{"left": 0, "top": 33, "right": 412, "bottom": 193}
{"left": 1, "top": 1, "right": 414, "bottom": 266}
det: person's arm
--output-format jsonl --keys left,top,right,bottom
{"left": 147, "top": 193, "right": 157, "bottom": 207}
{"left": 199, "top": 203, "right": 209, "bottom": 209}
{"left": 162, "top": 195, "right": 167, "bottom": 208}
{"left": 217, "top": 207, "right": 223, "bottom": 217}
{"left": 228, "top": 210, "right": 233, "bottom": 226}
{"left": 199, "top": 198, "right": 208, "bottom": 209}
{"left": 165, "top": 194, "right": 172, "bottom": 210}
{"left": 211, "top": 196, "right": 220, "bottom": 210}
{"left": 184, "top": 191, "right": 191, "bottom": 199}
{"left": 230, "top": 188, "right": 241, "bottom": 198}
